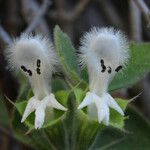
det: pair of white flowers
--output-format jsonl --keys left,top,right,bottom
{"left": 6, "top": 27, "right": 129, "bottom": 129}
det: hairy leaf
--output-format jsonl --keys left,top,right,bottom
{"left": 110, "top": 42, "right": 150, "bottom": 91}
{"left": 54, "top": 25, "right": 80, "bottom": 86}
{"left": 91, "top": 106, "right": 150, "bottom": 150}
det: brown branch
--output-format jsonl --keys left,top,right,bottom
{"left": 129, "top": 0, "right": 142, "bottom": 41}
{"left": 50, "top": 0, "right": 90, "bottom": 22}
{"left": 133, "top": 0, "right": 150, "bottom": 28}
{"left": 24, "top": 0, "right": 51, "bottom": 34}
{"left": 21, "top": 0, "right": 51, "bottom": 37}
{"left": 0, "top": 26, "right": 12, "bottom": 44}
{"left": 69, "top": 0, "right": 90, "bottom": 20}
{"left": 98, "top": 0, "right": 124, "bottom": 29}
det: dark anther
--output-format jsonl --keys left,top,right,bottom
{"left": 36, "top": 68, "right": 41, "bottom": 75}
{"left": 115, "top": 65, "right": 123, "bottom": 72}
{"left": 107, "top": 66, "right": 112, "bottom": 74}
{"left": 101, "top": 65, "right": 106, "bottom": 72}
{"left": 100, "top": 59, "right": 104, "bottom": 65}
{"left": 21, "top": 65, "right": 27, "bottom": 72}
{"left": 100, "top": 59, "right": 107, "bottom": 73}
{"left": 21, "top": 65, "right": 25, "bottom": 70}
{"left": 37, "top": 59, "right": 41, "bottom": 68}
{"left": 28, "top": 70, "right": 32, "bottom": 76}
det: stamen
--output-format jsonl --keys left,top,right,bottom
{"left": 36, "top": 68, "right": 41, "bottom": 75}
{"left": 100, "top": 59, "right": 104, "bottom": 65}
{"left": 101, "top": 65, "right": 106, "bottom": 72}
{"left": 28, "top": 70, "right": 32, "bottom": 76}
{"left": 21, "top": 65, "right": 32, "bottom": 76}
{"left": 100, "top": 59, "right": 106, "bottom": 72}
{"left": 107, "top": 66, "right": 112, "bottom": 74}
{"left": 37, "top": 59, "right": 41, "bottom": 68}
{"left": 115, "top": 65, "right": 123, "bottom": 72}
{"left": 21, "top": 65, "right": 27, "bottom": 72}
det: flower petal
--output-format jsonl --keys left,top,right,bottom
{"left": 45, "top": 94, "right": 67, "bottom": 111}
{"left": 102, "top": 104, "right": 109, "bottom": 126}
{"left": 78, "top": 92, "right": 93, "bottom": 109}
{"left": 35, "top": 105, "right": 45, "bottom": 129}
{"left": 106, "top": 94, "right": 124, "bottom": 116}
{"left": 21, "top": 97, "right": 38, "bottom": 123}
{"left": 95, "top": 97, "right": 107, "bottom": 124}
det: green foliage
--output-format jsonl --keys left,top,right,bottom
{"left": 90, "top": 107, "right": 150, "bottom": 150}
{"left": 111, "top": 107, "right": 150, "bottom": 150}
{"left": 8, "top": 25, "right": 150, "bottom": 149}
{"left": 110, "top": 43, "right": 150, "bottom": 91}
{"left": 54, "top": 25, "right": 80, "bottom": 86}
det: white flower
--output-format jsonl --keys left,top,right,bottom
{"left": 78, "top": 27, "right": 129, "bottom": 125}
{"left": 6, "top": 34, "right": 67, "bottom": 129}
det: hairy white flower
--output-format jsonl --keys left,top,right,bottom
{"left": 6, "top": 34, "right": 67, "bottom": 129}
{"left": 78, "top": 27, "right": 129, "bottom": 125}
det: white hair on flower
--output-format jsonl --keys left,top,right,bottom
{"left": 6, "top": 33, "right": 58, "bottom": 73}
{"left": 78, "top": 27, "right": 129, "bottom": 125}
{"left": 79, "top": 27, "right": 129, "bottom": 69}
{"left": 6, "top": 34, "right": 67, "bottom": 129}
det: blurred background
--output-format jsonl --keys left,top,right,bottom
{"left": 0, "top": 0, "right": 150, "bottom": 149}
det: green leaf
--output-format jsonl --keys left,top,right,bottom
{"left": 74, "top": 88, "right": 86, "bottom": 105}
{"left": 93, "top": 106, "right": 150, "bottom": 150}
{"left": 89, "top": 127, "right": 126, "bottom": 150}
{"left": 12, "top": 109, "right": 36, "bottom": 149}
{"left": 110, "top": 42, "right": 150, "bottom": 91}
{"left": 54, "top": 25, "right": 80, "bottom": 85}
{"left": 113, "top": 107, "right": 150, "bottom": 149}
{"left": 52, "top": 78, "right": 68, "bottom": 92}
{"left": 17, "top": 73, "right": 31, "bottom": 101}
{"left": 109, "top": 98, "right": 128, "bottom": 129}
